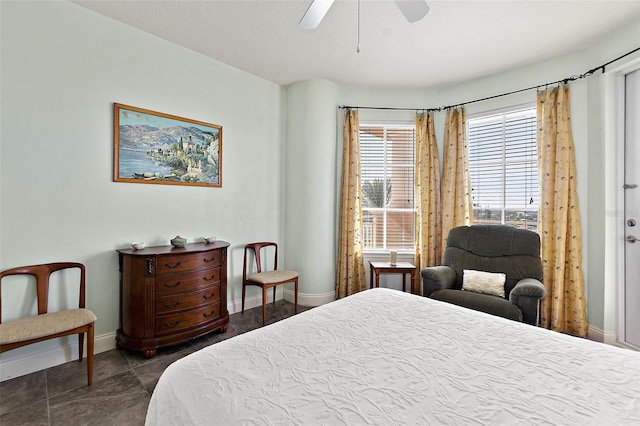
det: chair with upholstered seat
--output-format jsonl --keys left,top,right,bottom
{"left": 242, "top": 242, "right": 298, "bottom": 326}
{"left": 0, "top": 262, "right": 96, "bottom": 385}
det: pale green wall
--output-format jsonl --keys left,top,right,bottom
{"left": 0, "top": 0, "right": 286, "bottom": 372}
{"left": 285, "top": 80, "right": 339, "bottom": 300}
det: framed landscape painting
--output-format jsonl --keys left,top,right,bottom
{"left": 114, "top": 103, "right": 222, "bottom": 187}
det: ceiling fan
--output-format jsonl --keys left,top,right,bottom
{"left": 299, "top": 0, "right": 430, "bottom": 30}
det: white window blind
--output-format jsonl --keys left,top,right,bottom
{"left": 467, "top": 107, "right": 539, "bottom": 231}
{"left": 360, "top": 124, "right": 415, "bottom": 250}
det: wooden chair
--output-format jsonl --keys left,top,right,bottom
{"left": 242, "top": 242, "right": 298, "bottom": 326}
{"left": 0, "top": 262, "right": 96, "bottom": 385}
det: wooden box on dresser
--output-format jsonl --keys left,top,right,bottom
{"left": 116, "top": 241, "right": 230, "bottom": 358}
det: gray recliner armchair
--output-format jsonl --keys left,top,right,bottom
{"left": 421, "top": 225, "right": 546, "bottom": 325}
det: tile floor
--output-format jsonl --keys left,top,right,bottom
{"left": 0, "top": 300, "right": 307, "bottom": 426}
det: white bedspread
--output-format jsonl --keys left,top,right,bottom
{"left": 146, "top": 288, "right": 640, "bottom": 425}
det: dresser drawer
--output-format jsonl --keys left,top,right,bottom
{"left": 155, "top": 268, "right": 220, "bottom": 294}
{"left": 155, "top": 304, "right": 220, "bottom": 335}
{"left": 155, "top": 285, "right": 220, "bottom": 315}
{"left": 156, "top": 251, "right": 222, "bottom": 275}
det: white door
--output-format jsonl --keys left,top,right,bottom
{"left": 624, "top": 68, "right": 640, "bottom": 348}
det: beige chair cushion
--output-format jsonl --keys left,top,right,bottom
{"left": 0, "top": 308, "right": 96, "bottom": 345}
{"left": 247, "top": 270, "right": 298, "bottom": 285}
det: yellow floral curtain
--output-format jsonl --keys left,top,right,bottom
{"left": 336, "top": 109, "right": 366, "bottom": 299}
{"left": 537, "top": 85, "right": 588, "bottom": 336}
{"left": 415, "top": 112, "right": 442, "bottom": 281}
{"left": 441, "top": 107, "right": 473, "bottom": 250}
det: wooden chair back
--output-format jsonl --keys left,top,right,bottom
{"left": 243, "top": 242, "right": 278, "bottom": 281}
{"left": 0, "top": 262, "right": 86, "bottom": 323}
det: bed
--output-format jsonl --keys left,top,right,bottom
{"left": 146, "top": 288, "right": 640, "bottom": 425}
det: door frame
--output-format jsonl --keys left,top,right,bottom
{"left": 616, "top": 62, "right": 640, "bottom": 350}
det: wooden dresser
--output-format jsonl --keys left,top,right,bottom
{"left": 116, "top": 241, "right": 230, "bottom": 358}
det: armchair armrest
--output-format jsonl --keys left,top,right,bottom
{"left": 510, "top": 278, "right": 546, "bottom": 300}
{"left": 509, "top": 278, "right": 546, "bottom": 326}
{"left": 421, "top": 266, "right": 456, "bottom": 297}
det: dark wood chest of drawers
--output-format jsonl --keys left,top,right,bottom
{"left": 116, "top": 241, "right": 229, "bottom": 358}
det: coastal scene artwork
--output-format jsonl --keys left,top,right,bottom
{"left": 114, "top": 103, "right": 222, "bottom": 187}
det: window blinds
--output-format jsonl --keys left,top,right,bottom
{"left": 360, "top": 124, "right": 415, "bottom": 250}
{"left": 467, "top": 108, "right": 539, "bottom": 230}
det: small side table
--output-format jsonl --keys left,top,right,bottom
{"left": 369, "top": 261, "right": 417, "bottom": 294}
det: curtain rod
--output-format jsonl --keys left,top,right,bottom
{"left": 338, "top": 46, "right": 640, "bottom": 112}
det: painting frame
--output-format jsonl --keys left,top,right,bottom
{"left": 113, "top": 103, "right": 222, "bottom": 187}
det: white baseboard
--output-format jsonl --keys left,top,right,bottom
{"left": 0, "top": 332, "right": 117, "bottom": 382}
{"left": 1, "top": 290, "right": 333, "bottom": 382}
{"left": 283, "top": 288, "right": 335, "bottom": 306}
{"left": 227, "top": 287, "right": 283, "bottom": 314}
{"left": 587, "top": 325, "right": 617, "bottom": 345}
{"left": 587, "top": 325, "right": 640, "bottom": 350}
{"left": 229, "top": 288, "right": 335, "bottom": 312}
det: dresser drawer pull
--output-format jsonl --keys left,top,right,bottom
{"left": 203, "top": 310, "right": 217, "bottom": 318}
{"left": 164, "top": 320, "right": 182, "bottom": 329}
{"left": 165, "top": 262, "right": 181, "bottom": 269}
{"left": 164, "top": 281, "right": 181, "bottom": 289}
{"left": 164, "top": 300, "right": 181, "bottom": 308}
{"left": 204, "top": 256, "right": 216, "bottom": 263}
{"left": 203, "top": 274, "right": 217, "bottom": 281}
{"left": 203, "top": 292, "right": 216, "bottom": 300}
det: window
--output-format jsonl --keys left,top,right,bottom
{"left": 467, "top": 107, "right": 539, "bottom": 231}
{"left": 360, "top": 123, "right": 415, "bottom": 250}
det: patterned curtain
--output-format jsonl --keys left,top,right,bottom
{"left": 336, "top": 109, "right": 366, "bottom": 299}
{"left": 537, "top": 85, "right": 588, "bottom": 336}
{"left": 441, "top": 107, "right": 473, "bottom": 250}
{"left": 415, "top": 112, "right": 442, "bottom": 282}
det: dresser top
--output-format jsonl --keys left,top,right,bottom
{"left": 117, "top": 241, "right": 230, "bottom": 256}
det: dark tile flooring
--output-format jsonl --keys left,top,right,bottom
{"left": 0, "top": 300, "right": 307, "bottom": 426}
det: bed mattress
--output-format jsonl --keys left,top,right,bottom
{"left": 146, "top": 288, "right": 640, "bottom": 425}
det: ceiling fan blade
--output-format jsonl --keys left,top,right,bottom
{"left": 299, "top": 0, "right": 335, "bottom": 30}
{"left": 395, "top": 0, "right": 429, "bottom": 23}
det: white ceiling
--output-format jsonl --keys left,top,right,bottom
{"left": 74, "top": 0, "right": 640, "bottom": 88}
